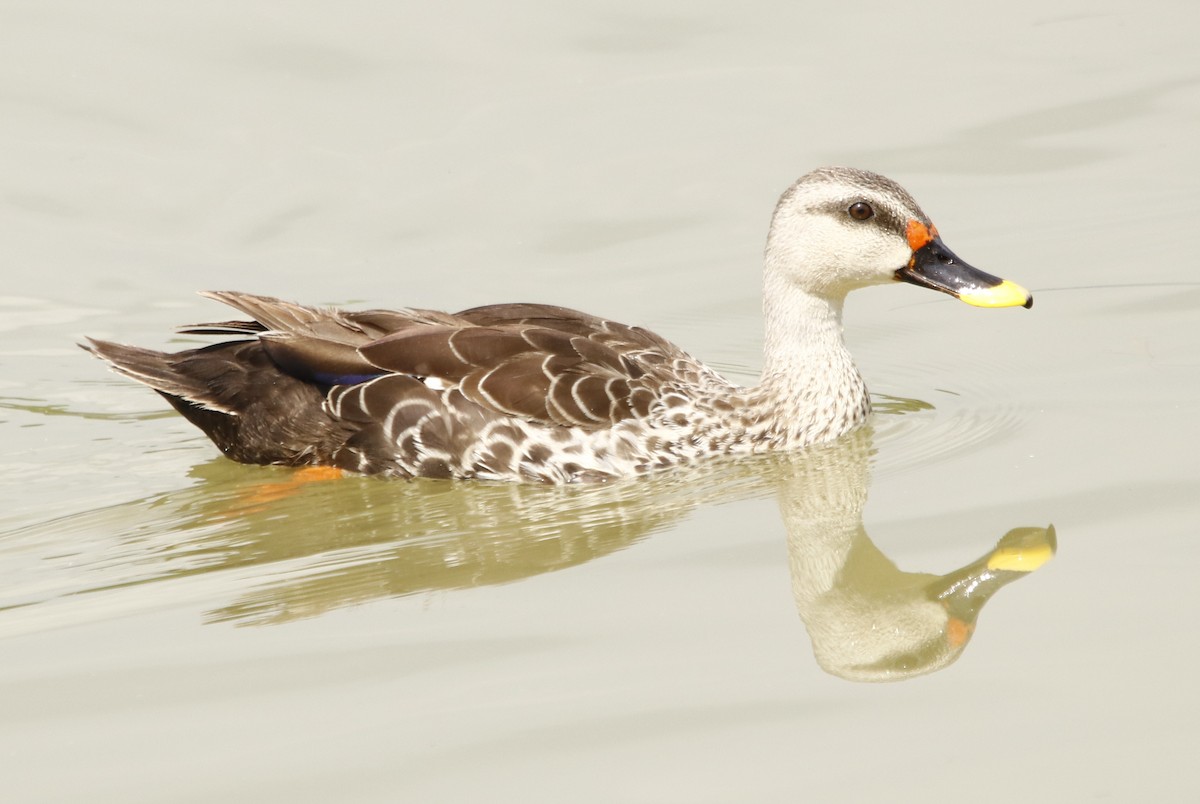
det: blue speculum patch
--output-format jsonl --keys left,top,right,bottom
{"left": 311, "top": 372, "right": 384, "bottom": 387}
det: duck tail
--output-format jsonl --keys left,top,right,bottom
{"left": 81, "top": 337, "right": 341, "bottom": 466}
{"left": 81, "top": 338, "right": 237, "bottom": 413}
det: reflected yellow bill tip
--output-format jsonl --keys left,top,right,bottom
{"left": 987, "top": 541, "right": 1055, "bottom": 572}
{"left": 959, "top": 280, "right": 1033, "bottom": 309}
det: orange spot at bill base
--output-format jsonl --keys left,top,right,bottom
{"left": 906, "top": 219, "right": 934, "bottom": 251}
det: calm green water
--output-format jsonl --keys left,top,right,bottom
{"left": 2, "top": 2, "right": 1199, "bottom": 802}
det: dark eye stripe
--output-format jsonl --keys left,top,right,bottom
{"left": 814, "top": 197, "right": 906, "bottom": 235}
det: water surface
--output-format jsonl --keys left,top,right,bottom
{"left": 2, "top": 2, "right": 1199, "bottom": 802}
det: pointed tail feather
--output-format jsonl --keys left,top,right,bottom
{"left": 81, "top": 338, "right": 237, "bottom": 413}
{"left": 177, "top": 319, "right": 267, "bottom": 336}
{"left": 81, "top": 337, "right": 351, "bottom": 466}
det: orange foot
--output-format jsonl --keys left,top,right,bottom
{"left": 232, "top": 465, "right": 346, "bottom": 513}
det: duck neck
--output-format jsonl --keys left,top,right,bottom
{"left": 751, "top": 272, "right": 869, "bottom": 445}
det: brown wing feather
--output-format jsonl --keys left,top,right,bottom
{"left": 194, "top": 292, "right": 466, "bottom": 344}
{"left": 360, "top": 326, "right": 540, "bottom": 380}
{"left": 190, "top": 292, "right": 726, "bottom": 431}
{"left": 258, "top": 333, "right": 379, "bottom": 383}
{"left": 461, "top": 355, "right": 558, "bottom": 422}
{"left": 454, "top": 303, "right": 690, "bottom": 361}
{"left": 455, "top": 302, "right": 609, "bottom": 329}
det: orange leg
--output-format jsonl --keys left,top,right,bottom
{"left": 232, "top": 465, "right": 347, "bottom": 512}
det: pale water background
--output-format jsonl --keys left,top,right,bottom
{"left": 2, "top": 1, "right": 1199, "bottom": 801}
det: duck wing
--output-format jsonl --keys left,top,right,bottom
{"left": 182, "top": 291, "right": 454, "bottom": 387}
{"left": 359, "top": 302, "right": 725, "bottom": 429}
{"left": 189, "top": 293, "right": 725, "bottom": 431}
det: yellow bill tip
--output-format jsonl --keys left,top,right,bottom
{"left": 958, "top": 280, "right": 1033, "bottom": 309}
{"left": 987, "top": 540, "right": 1055, "bottom": 572}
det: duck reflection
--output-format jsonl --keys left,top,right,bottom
{"left": 163, "top": 453, "right": 776, "bottom": 624}
{"left": 779, "top": 433, "right": 1055, "bottom": 681}
{"left": 31, "top": 426, "right": 1053, "bottom": 681}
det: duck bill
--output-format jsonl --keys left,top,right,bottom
{"left": 896, "top": 237, "right": 1033, "bottom": 309}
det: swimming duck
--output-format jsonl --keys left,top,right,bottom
{"left": 83, "top": 167, "right": 1032, "bottom": 483}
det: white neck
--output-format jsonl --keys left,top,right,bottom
{"left": 762, "top": 270, "right": 849, "bottom": 377}
{"left": 748, "top": 267, "right": 869, "bottom": 445}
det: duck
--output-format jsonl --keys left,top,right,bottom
{"left": 83, "top": 167, "right": 1032, "bottom": 483}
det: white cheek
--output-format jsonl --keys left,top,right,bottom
{"left": 764, "top": 211, "right": 913, "bottom": 293}
{"left": 848, "top": 230, "right": 911, "bottom": 285}
{"left": 876, "top": 237, "right": 912, "bottom": 278}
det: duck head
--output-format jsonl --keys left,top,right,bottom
{"left": 765, "top": 166, "right": 1032, "bottom": 308}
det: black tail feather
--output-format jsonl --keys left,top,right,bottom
{"left": 177, "top": 319, "right": 268, "bottom": 336}
{"left": 81, "top": 338, "right": 236, "bottom": 412}
{"left": 81, "top": 337, "right": 350, "bottom": 466}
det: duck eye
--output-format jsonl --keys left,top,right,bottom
{"left": 848, "top": 202, "right": 874, "bottom": 221}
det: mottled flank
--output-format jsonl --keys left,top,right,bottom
{"left": 83, "top": 167, "right": 1028, "bottom": 483}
